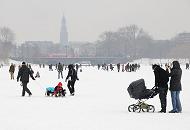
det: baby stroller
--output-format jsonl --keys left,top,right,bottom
{"left": 127, "top": 79, "right": 158, "bottom": 113}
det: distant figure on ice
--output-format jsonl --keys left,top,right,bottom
{"left": 49, "top": 64, "right": 53, "bottom": 71}
{"left": 35, "top": 71, "right": 40, "bottom": 78}
{"left": 186, "top": 63, "right": 189, "bottom": 69}
{"left": 58, "top": 62, "right": 63, "bottom": 79}
{"left": 65, "top": 64, "right": 79, "bottom": 96}
{"left": 9, "top": 63, "right": 15, "bottom": 80}
{"left": 75, "top": 64, "right": 79, "bottom": 72}
{"left": 117, "top": 63, "right": 120, "bottom": 72}
{"left": 110, "top": 64, "right": 114, "bottom": 71}
{"left": 17, "top": 62, "right": 35, "bottom": 97}
{"left": 152, "top": 64, "right": 169, "bottom": 113}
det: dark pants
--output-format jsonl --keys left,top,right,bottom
{"left": 22, "top": 82, "right": 32, "bottom": 96}
{"left": 158, "top": 87, "right": 168, "bottom": 112}
{"left": 58, "top": 71, "right": 63, "bottom": 79}
{"left": 67, "top": 80, "right": 76, "bottom": 94}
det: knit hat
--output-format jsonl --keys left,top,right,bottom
{"left": 57, "top": 82, "right": 62, "bottom": 87}
{"left": 22, "top": 62, "right": 26, "bottom": 65}
{"left": 152, "top": 64, "right": 160, "bottom": 70}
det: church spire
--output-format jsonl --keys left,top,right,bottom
{"left": 60, "top": 14, "right": 68, "bottom": 46}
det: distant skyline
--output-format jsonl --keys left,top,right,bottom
{"left": 0, "top": 0, "right": 190, "bottom": 43}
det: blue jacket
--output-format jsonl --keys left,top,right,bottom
{"left": 46, "top": 87, "right": 54, "bottom": 92}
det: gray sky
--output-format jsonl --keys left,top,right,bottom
{"left": 0, "top": 0, "right": 190, "bottom": 43}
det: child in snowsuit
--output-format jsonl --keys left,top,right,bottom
{"left": 46, "top": 87, "right": 54, "bottom": 96}
{"left": 53, "top": 82, "right": 66, "bottom": 97}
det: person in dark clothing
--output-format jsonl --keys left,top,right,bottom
{"left": 185, "top": 63, "right": 189, "bottom": 69}
{"left": 110, "top": 64, "right": 114, "bottom": 71}
{"left": 117, "top": 63, "right": 120, "bottom": 72}
{"left": 168, "top": 61, "right": 182, "bottom": 113}
{"left": 57, "top": 62, "right": 63, "bottom": 79}
{"left": 65, "top": 64, "right": 79, "bottom": 96}
{"left": 9, "top": 63, "right": 15, "bottom": 80}
{"left": 152, "top": 64, "right": 169, "bottom": 113}
{"left": 75, "top": 64, "right": 79, "bottom": 72}
{"left": 17, "top": 62, "right": 35, "bottom": 96}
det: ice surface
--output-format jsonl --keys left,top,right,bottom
{"left": 0, "top": 63, "right": 190, "bottom": 130}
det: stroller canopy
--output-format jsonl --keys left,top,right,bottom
{"left": 127, "top": 79, "right": 146, "bottom": 99}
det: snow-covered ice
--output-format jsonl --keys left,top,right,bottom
{"left": 0, "top": 63, "right": 190, "bottom": 130}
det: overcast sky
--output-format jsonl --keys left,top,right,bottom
{"left": 0, "top": 0, "right": 190, "bottom": 43}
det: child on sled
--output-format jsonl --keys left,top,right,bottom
{"left": 46, "top": 82, "right": 66, "bottom": 97}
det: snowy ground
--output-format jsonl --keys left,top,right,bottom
{"left": 0, "top": 63, "right": 190, "bottom": 130}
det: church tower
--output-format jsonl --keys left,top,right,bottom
{"left": 60, "top": 14, "right": 68, "bottom": 46}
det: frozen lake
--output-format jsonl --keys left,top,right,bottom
{"left": 0, "top": 63, "right": 190, "bottom": 130}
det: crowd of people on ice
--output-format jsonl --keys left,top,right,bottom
{"left": 3, "top": 60, "right": 188, "bottom": 113}
{"left": 97, "top": 63, "right": 140, "bottom": 72}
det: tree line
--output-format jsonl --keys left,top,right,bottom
{"left": 0, "top": 27, "right": 15, "bottom": 62}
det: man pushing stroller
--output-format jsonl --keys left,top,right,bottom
{"left": 152, "top": 64, "right": 169, "bottom": 113}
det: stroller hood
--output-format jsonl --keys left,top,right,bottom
{"left": 127, "top": 79, "right": 146, "bottom": 99}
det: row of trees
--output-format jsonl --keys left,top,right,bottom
{"left": 1, "top": 25, "right": 189, "bottom": 62}
{"left": 95, "top": 24, "right": 175, "bottom": 59}
{"left": 0, "top": 27, "right": 15, "bottom": 61}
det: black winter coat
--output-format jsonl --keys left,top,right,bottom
{"left": 58, "top": 64, "right": 63, "bottom": 72}
{"left": 153, "top": 66, "right": 169, "bottom": 88}
{"left": 9, "top": 65, "right": 15, "bottom": 73}
{"left": 168, "top": 61, "right": 182, "bottom": 91}
{"left": 66, "top": 68, "right": 78, "bottom": 81}
{"left": 17, "top": 65, "right": 35, "bottom": 83}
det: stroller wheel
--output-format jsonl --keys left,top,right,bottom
{"left": 128, "top": 104, "right": 135, "bottom": 112}
{"left": 147, "top": 105, "right": 155, "bottom": 112}
{"left": 133, "top": 105, "right": 141, "bottom": 113}
{"left": 142, "top": 108, "right": 148, "bottom": 112}
{"left": 141, "top": 103, "right": 149, "bottom": 112}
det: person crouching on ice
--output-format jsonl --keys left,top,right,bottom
{"left": 53, "top": 82, "right": 66, "bottom": 97}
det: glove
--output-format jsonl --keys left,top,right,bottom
{"left": 77, "top": 78, "right": 79, "bottom": 81}
{"left": 65, "top": 79, "right": 67, "bottom": 82}
{"left": 32, "top": 78, "right": 35, "bottom": 80}
{"left": 17, "top": 78, "right": 19, "bottom": 82}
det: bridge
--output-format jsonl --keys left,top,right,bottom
{"left": 10, "top": 56, "right": 131, "bottom": 65}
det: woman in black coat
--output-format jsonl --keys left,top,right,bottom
{"left": 168, "top": 61, "right": 182, "bottom": 113}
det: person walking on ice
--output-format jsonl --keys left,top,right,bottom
{"left": 9, "top": 63, "right": 15, "bottom": 80}
{"left": 17, "top": 62, "right": 35, "bottom": 97}
{"left": 65, "top": 64, "right": 79, "bottom": 96}
{"left": 58, "top": 62, "right": 63, "bottom": 79}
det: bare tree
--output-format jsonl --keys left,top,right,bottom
{"left": 0, "top": 27, "right": 15, "bottom": 60}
